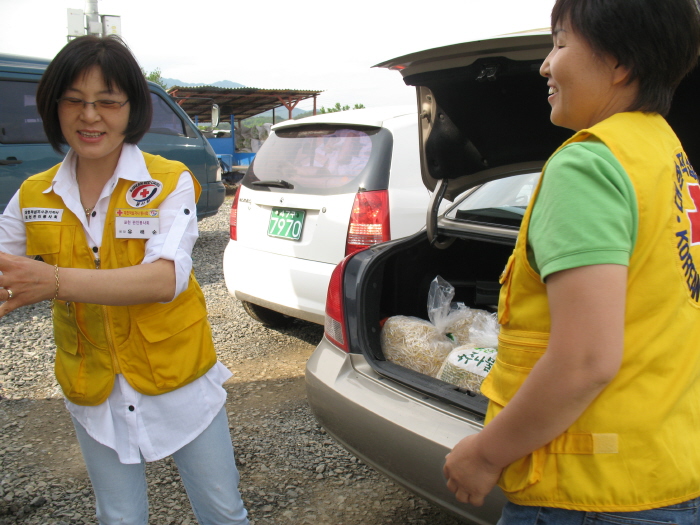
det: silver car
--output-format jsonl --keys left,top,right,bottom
{"left": 305, "top": 30, "right": 700, "bottom": 524}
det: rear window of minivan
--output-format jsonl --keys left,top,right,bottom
{"left": 243, "top": 124, "right": 394, "bottom": 195}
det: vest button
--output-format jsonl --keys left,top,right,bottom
{"left": 184, "top": 208, "right": 190, "bottom": 215}
{"left": 91, "top": 211, "right": 96, "bottom": 217}
{"left": 128, "top": 405, "right": 135, "bottom": 412}
{"left": 92, "top": 246, "right": 98, "bottom": 253}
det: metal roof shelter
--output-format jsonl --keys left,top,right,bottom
{"left": 167, "top": 86, "right": 323, "bottom": 125}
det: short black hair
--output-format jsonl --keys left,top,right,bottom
{"left": 551, "top": 0, "right": 700, "bottom": 116}
{"left": 36, "top": 35, "right": 152, "bottom": 153}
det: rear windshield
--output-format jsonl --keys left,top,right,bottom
{"left": 243, "top": 124, "right": 393, "bottom": 195}
{"left": 446, "top": 172, "right": 540, "bottom": 228}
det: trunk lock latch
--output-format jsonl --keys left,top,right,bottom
{"left": 476, "top": 64, "right": 499, "bottom": 82}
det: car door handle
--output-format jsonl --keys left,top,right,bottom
{"left": 0, "top": 158, "right": 23, "bottom": 165}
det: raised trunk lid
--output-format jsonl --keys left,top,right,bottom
{"left": 376, "top": 31, "right": 700, "bottom": 199}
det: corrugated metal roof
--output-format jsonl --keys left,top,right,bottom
{"left": 166, "top": 85, "right": 323, "bottom": 122}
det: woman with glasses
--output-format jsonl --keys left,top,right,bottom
{"left": 0, "top": 35, "right": 249, "bottom": 525}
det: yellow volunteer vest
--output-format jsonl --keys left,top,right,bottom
{"left": 480, "top": 112, "right": 700, "bottom": 511}
{"left": 20, "top": 152, "right": 217, "bottom": 406}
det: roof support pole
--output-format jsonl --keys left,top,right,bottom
{"left": 276, "top": 96, "right": 300, "bottom": 120}
{"left": 313, "top": 95, "right": 317, "bottom": 116}
{"left": 231, "top": 114, "right": 235, "bottom": 155}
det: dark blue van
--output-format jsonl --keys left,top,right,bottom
{"left": 0, "top": 53, "right": 225, "bottom": 219}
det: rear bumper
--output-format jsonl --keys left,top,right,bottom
{"left": 305, "top": 337, "right": 507, "bottom": 525}
{"left": 223, "top": 240, "right": 335, "bottom": 325}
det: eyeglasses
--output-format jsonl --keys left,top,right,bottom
{"left": 57, "top": 97, "right": 129, "bottom": 111}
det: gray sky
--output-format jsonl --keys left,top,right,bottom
{"left": 0, "top": 0, "right": 555, "bottom": 112}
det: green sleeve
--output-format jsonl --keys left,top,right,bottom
{"left": 528, "top": 139, "right": 638, "bottom": 281}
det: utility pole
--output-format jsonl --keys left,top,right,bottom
{"left": 85, "top": 0, "right": 101, "bottom": 36}
{"left": 66, "top": 1, "right": 121, "bottom": 41}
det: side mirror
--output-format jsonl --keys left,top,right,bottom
{"left": 211, "top": 104, "right": 220, "bottom": 128}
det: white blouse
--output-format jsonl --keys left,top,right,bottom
{"left": 0, "top": 144, "right": 231, "bottom": 464}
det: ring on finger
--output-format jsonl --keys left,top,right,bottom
{"left": 7, "top": 289, "right": 13, "bottom": 299}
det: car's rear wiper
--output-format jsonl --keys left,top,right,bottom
{"left": 251, "top": 179, "right": 294, "bottom": 189}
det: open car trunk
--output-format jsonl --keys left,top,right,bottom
{"left": 348, "top": 32, "right": 700, "bottom": 419}
{"left": 345, "top": 214, "right": 516, "bottom": 420}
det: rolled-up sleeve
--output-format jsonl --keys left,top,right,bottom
{"left": 141, "top": 171, "right": 199, "bottom": 300}
{"left": 0, "top": 191, "right": 29, "bottom": 256}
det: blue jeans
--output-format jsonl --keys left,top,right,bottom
{"left": 497, "top": 498, "right": 700, "bottom": 525}
{"left": 72, "top": 407, "right": 249, "bottom": 525}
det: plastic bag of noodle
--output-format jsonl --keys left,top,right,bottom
{"left": 380, "top": 315, "right": 454, "bottom": 377}
{"left": 380, "top": 276, "right": 457, "bottom": 376}
{"left": 437, "top": 346, "right": 497, "bottom": 394}
{"left": 438, "top": 310, "right": 499, "bottom": 393}
{"left": 443, "top": 304, "right": 481, "bottom": 346}
{"left": 429, "top": 277, "right": 498, "bottom": 346}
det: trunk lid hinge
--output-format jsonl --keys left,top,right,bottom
{"left": 426, "top": 179, "right": 455, "bottom": 249}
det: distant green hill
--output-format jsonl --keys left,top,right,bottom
{"left": 163, "top": 78, "right": 245, "bottom": 89}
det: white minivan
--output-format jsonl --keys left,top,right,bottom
{"left": 223, "top": 106, "right": 435, "bottom": 327}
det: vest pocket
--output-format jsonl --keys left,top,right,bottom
{"left": 52, "top": 302, "right": 88, "bottom": 402}
{"left": 484, "top": 330, "right": 548, "bottom": 406}
{"left": 52, "top": 301, "right": 114, "bottom": 405}
{"left": 501, "top": 441, "right": 546, "bottom": 493}
{"left": 132, "top": 295, "right": 212, "bottom": 391}
{"left": 25, "top": 224, "right": 75, "bottom": 267}
{"left": 497, "top": 254, "right": 515, "bottom": 325}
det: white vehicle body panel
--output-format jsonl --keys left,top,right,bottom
{"left": 224, "top": 106, "right": 432, "bottom": 325}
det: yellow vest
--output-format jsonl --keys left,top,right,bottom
{"left": 20, "top": 152, "right": 217, "bottom": 406}
{"left": 481, "top": 112, "right": 700, "bottom": 511}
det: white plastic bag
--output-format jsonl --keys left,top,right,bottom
{"left": 426, "top": 275, "right": 455, "bottom": 334}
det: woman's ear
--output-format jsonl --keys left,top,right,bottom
{"left": 611, "top": 62, "right": 633, "bottom": 86}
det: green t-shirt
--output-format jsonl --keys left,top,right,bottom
{"left": 527, "top": 139, "right": 638, "bottom": 280}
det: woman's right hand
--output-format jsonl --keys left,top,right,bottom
{"left": 0, "top": 251, "right": 55, "bottom": 317}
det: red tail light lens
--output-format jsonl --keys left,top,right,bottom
{"left": 324, "top": 254, "right": 353, "bottom": 352}
{"left": 230, "top": 185, "right": 241, "bottom": 240}
{"left": 345, "top": 190, "right": 390, "bottom": 256}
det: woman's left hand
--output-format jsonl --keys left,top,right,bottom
{"left": 0, "top": 251, "right": 54, "bottom": 317}
{"left": 444, "top": 434, "right": 503, "bottom": 506}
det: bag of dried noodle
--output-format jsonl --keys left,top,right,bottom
{"left": 380, "top": 315, "right": 454, "bottom": 377}
{"left": 437, "top": 346, "right": 497, "bottom": 394}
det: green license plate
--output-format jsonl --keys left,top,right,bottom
{"left": 268, "top": 208, "right": 305, "bottom": 240}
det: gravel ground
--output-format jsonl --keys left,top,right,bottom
{"left": 0, "top": 196, "right": 465, "bottom": 525}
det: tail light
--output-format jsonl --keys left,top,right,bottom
{"left": 324, "top": 254, "right": 354, "bottom": 352}
{"left": 345, "top": 190, "right": 390, "bottom": 256}
{"left": 229, "top": 185, "right": 241, "bottom": 240}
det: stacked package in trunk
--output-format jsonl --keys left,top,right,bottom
{"left": 380, "top": 276, "right": 499, "bottom": 393}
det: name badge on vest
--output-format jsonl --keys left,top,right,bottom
{"left": 115, "top": 209, "right": 160, "bottom": 239}
{"left": 22, "top": 208, "right": 63, "bottom": 222}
